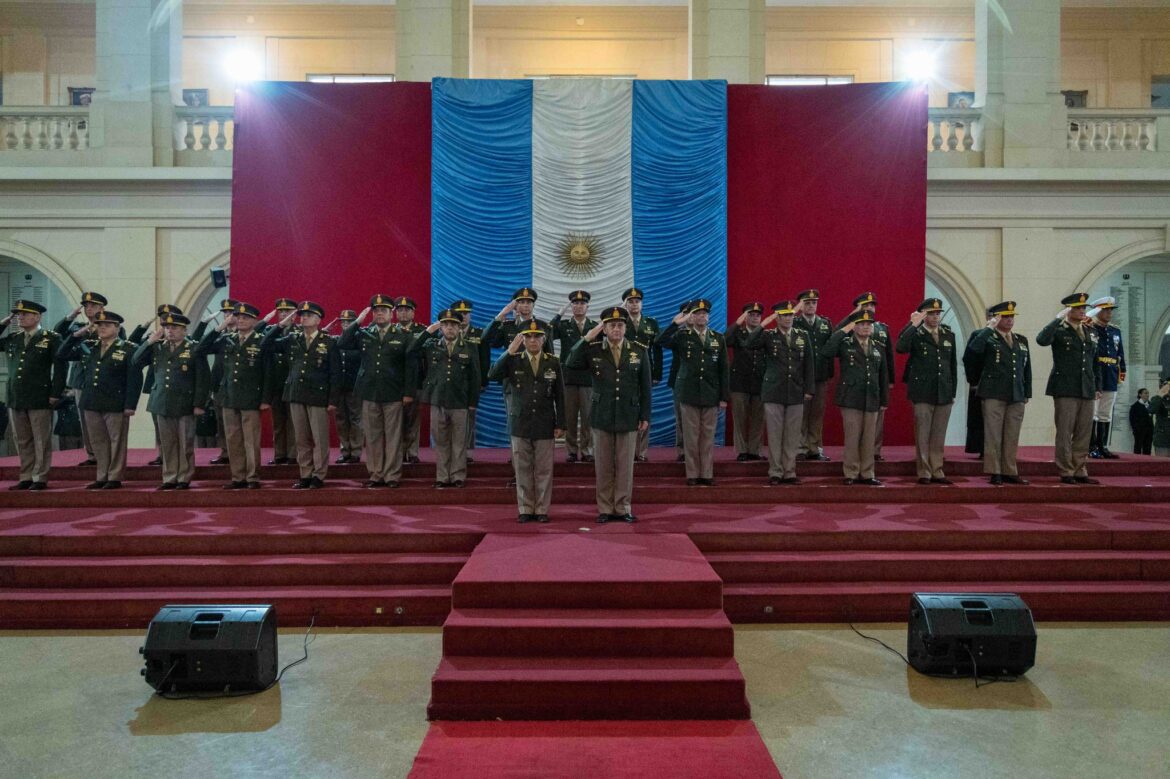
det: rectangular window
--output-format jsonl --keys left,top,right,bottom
{"left": 1152, "top": 76, "right": 1170, "bottom": 109}
{"left": 306, "top": 74, "right": 396, "bottom": 84}
{"left": 765, "top": 75, "right": 855, "bottom": 87}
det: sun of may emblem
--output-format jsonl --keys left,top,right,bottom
{"left": 556, "top": 232, "right": 604, "bottom": 279}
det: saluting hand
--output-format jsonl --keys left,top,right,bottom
{"left": 497, "top": 300, "right": 517, "bottom": 321}
{"left": 262, "top": 308, "right": 277, "bottom": 322}
{"left": 357, "top": 307, "right": 372, "bottom": 323}
{"left": 508, "top": 333, "right": 525, "bottom": 354}
{"left": 560, "top": 302, "right": 572, "bottom": 317}
{"left": 1, "top": 313, "right": 12, "bottom": 327}
{"left": 69, "top": 305, "right": 83, "bottom": 320}
{"left": 672, "top": 311, "right": 689, "bottom": 326}
{"left": 910, "top": 311, "right": 926, "bottom": 327}
{"left": 426, "top": 321, "right": 442, "bottom": 334}
{"left": 217, "top": 314, "right": 234, "bottom": 333}
{"left": 1057, "top": 307, "right": 1072, "bottom": 321}
{"left": 762, "top": 312, "right": 778, "bottom": 328}
{"left": 586, "top": 322, "right": 605, "bottom": 340}
{"left": 842, "top": 320, "right": 856, "bottom": 334}
{"left": 279, "top": 309, "right": 297, "bottom": 328}
{"left": 1158, "top": 384, "right": 1170, "bottom": 398}
{"left": 735, "top": 310, "right": 749, "bottom": 326}
{"left": 148, "top": 328, "right": 164, "bottom": 343}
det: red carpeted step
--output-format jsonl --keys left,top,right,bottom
{"left": 0, "top": 584, "right": 452, "bottom": 628}
{"left": 706, "top": 550, "right": 1170, "bottom": 583}
{"left": 451, "top": 534, "right": 723, "bottom": 610}
{"left": 441, "top": 607, "right": 734, "bottom": 658}
{"left": 0, "top": 552, "right": 468, "bottom": 589}
{"left": 427, "top": 655, "right": 751, "bottom": 721}
{"left": 722, "top": 580, "right": 1170, "bottom": 623}
{"left": 409, "top": 720, "right": 781, "bottom": 779}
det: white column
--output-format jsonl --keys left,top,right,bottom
{"left": 690, "top": 0, "right": 764, "bottom": 84}
{"left": 91, "top": 0, "right": 154, "bottom": 165}
{"left": 975, "top": 0, "right": 1065, "bottom": 168}
{"left": 150, "top": 0, "right": 183, "bottom": 166}
{"left": 395, "top": 0, "right": 470, "bottom": 82}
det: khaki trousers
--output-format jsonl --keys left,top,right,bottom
{"left": 84, "top": 410, "right": 128, "bottom": 482}
{"left": 731, "top": 391, "right": 764, "bottom": 456}
{"left": 593, "top": 429, "right": 637, "bottom": 515}
{"left": 1093, "top": 390, "right": 1117, "bottom": 423}
{"left": 681, "top": 404, "right": 718, "bottom": 480}
{"left": 674, "top": 396, "right": 684, "bottom": 455}
{"left": 466, "top": 407, "right": 478, "bottom": 450}
{"left": 214, "top": 397, "right": 228, "bottom": 457}
{"left": 563, "top": 385, "right": 593, "bottom": 457}
{"left": 636, "top": 422, "right": 650, "bottom": 459}
{"left": 363, "top": 400, "right": 404, "bottom": 483}
{"left": 336, "top": 390, "right": 363, "bottom": 457}
{"left": 913, "top": 403, "right": 952, "bottom": 480}
{"left": 432, "top": 407, "right": 468, "bottom": 483}
{"left": 9, "top": 408, "right": 53, "bottom": 482}
{"left": 1054, "top": 396, "right": 1094, "bottom": 478}
{"left": 271, "top": 400, "right": 294, "bottom": 460}
{"left": 511, "top": 436, "right": 554, "bottom": 514}
{"left": 73, "top": 388, "right": 94, "bottom": 457}
{"left": 764, "top": 402, "right": 803, "bottom": 479}
{"left": 801, "top": 380, "right": 829, "bottom": 454}
{"left": 289, "top": 402, "right": 330, "bottom": 480}
{"left": 841, "top": 407, "right": 878, "bottom": 480}
{"left": 223, "top": 408, "right": 262, "bottom": 483}
{"left": 403, "top": 400, "right": 421, "bottom": 459}
{"left": 982, "top": 399, "right": 1025, "bottom": 476}
{"left": 157, "top": 414, "right": 196, "bottom": 484}
{"left": 874, "top": 408, "right": 886, "bottom": 458}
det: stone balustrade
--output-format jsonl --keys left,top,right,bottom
{"left": 1067, "top": 110, "right": 1167, "bottom": 152}
{"left": 928, "top": 108, "right": 981, "bottom": 153}
{"left": 0, "top": 108, "right": 90, "bottom": 151}
{"left": 175, "top": 106, "right": 235, "bottom": 153}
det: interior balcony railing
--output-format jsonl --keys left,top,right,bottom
{"left": 1, "top": 107, "right": 90, "bottom": 151}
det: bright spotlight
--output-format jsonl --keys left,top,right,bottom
{"left": 902, "top": 50, "right": 936, "bottom": 82}
{"left": 224, "top": 49, "right": 264, "bottom": 83}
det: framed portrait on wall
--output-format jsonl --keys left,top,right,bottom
{"left": 68, "top": 87, "right": 96, "bottom": 107}
{"left": 947, "top": 92, "right": 975, "bottom": 109}
{"left": 182, "top": 89, "right": 210, "bottom": 108}
{"left": 1061, "top": 90, "right": 1088, "bottom": 109}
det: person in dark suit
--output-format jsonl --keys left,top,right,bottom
{"left": 1130, "top": 388, "right": 1153, "bottom": 455}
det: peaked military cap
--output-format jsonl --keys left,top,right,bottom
{"left": 796, "top": 289, "right": 819, "bottom": 302}
{"left": 600, "top": 306, "right": 630, "bottom": 323}
{"left": 94, "top": 310, "right": 124, "bottom": 324}
{"left": 160, "top": 313, "right": 190, "bottom": 326}
{"left": 1061, "top": 292, "right": 1090, "bottom": 307}
{"left": 772, "top": 300, "right": 797, "bottom": 315}
{"left": 569, "top": 290, "right": 591, "bottom": 303}
{"left": 847, "top": 309, "right": 876, "bottom": 324}
{"left": 742, "top": 302, "right": 764, "bottom": 314}
{"left": 679, "top": 300, "right": 694, "bottom": 313}
{"left": 512, "top": 287, "right": 538, "bottom": 302}
{"left": 1089, "top": 296, "right": 1116, "bottom": 310}
{"left": 157, "top": 303, "right": 185, "bottom": 317}
{"left": 989, "top": 301, "right": 1018, "bottom": 317}
{"left": 689, "top": 299, "right": 713, "bottom": 314}
{"left": 450, "top": 299, "right": 473, "bottom": 313}
{"left": 370, "top": 293, "right": 394, "bottom": 309}
{"left": 219, "top": 299, "right": 238, "bottom": 313}
{"left": 519, "top": 320, "right": 546, "bottom": 336}
{"left": 339, "top": 309, "right": 358, "bottom": 321}
{"left": 916, "top": 298, "right": 944, "bottom": 313}
{"left": 275, "top": 297, "right": 298, "bottom": 311}
{"left": 853, "top": 292, "right": 877, "bottom": 307}
{"left": 437, "top": 308, "right": 462, "bottom": 324}
{"left": 298, "top": 301, "right": 325, "bottom": 318}
{"left": 622, "top": 287, "right": 644, "bottom": 301}
{"left": 394, "top": 296, "right": 416, "bottom": 310}
{"left": 234, "top": 302, "right": 260, "bottom": 318}
{"left": 81, "top": 291, "right": 108, "bottom": 306}
{"left": 11, "top": 299, "right": 46, "bottom": 314}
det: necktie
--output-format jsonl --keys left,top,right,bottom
{"left": 530, "top": 354, "right": 539, "bottom": 374}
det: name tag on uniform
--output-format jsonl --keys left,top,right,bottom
{"left": 458, "top": 352, "right": 469, "bottom": 360}
{"left": 112, "top": 352, "right": 125, "bottom": 361}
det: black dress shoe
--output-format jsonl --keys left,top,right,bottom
{"left": 293, "top": 478, "right": 312, "bottom": 489}
{"left": 782, "top": 477, "right": 802, "bottom": 485}
{"left": 209, "top": 456, "right": 230, "bottom": 465}
{"left": 246, "top": 481, "right": 261, "bottom": 490}
{"left": 536, "top": 514, "right": 550, "bottom": 523}
{"left": 175, "top": 483, "right": 190, "bottom": 490}
{"left": 1060, "top": 476, "right": 1078, "bottom": 484}
{"left": 736, "top": 453, "right": 750, "bottom": 462}
{"left": 596, "top": 513, "right": 610, "bottom": 524}
{"left": 582, "top": 454, "right": 594, "bottom": 463}
{"left": 931, "top": 477, "right": 954, "bottom": 485}
{"left": 466, "top": 455, "right": 474, "bottom": 463}
{"left": 843, "top": 478, "right": 856, "bottom": 485}
{"left": 687, "top": 478, "right": 700, "bottom": 486}
{"left": 384, "top": 480, "right": 400, "bottom": 489}
{"left": 223, "top": 481, "right": 247, "bottom": 490}
{"left": 1089, "top": 449, "right": 1104, "bottom": 459}
{"left": 102, "top": 481, "right": 122, "bottom": 490}
{"left": 676, "top": 453, "right": 686, "bottom": 462}
{"left": 148, "top": 457, "right": 162, "bottom": 466}
{"left": 29, "top": 482, "right": 47, "bottom": 491}
{"left": 1102, "top": 449, "right": 1120, "bottom": 460}
{"left": 750, "top": 454, "right": 766, "bottom": 461}
{"left": 768, "top": 476, "right": 782, "bottom": 485}
{"left": 450, "top": 480, "right": 465, "bottom": 488}
{"left": 917, "top": 477, "right": 932, "bottom": 485}
{"left": 267, "top": 458, "right": 281, "bottom": 465}
{"left": 989, "top": 475, "right": 1003, "bottom": 485}
{"left": 364, "top": 479, "right": 386, "bottom": 488}
{"left": 859, "top": 478, "right": 883, "bottom": 486}
{"left": 405, "top": 455, "right": 421, "bottom": 465}
{"left": 335, "top": 455, "right": 349, "bottom": 464}
{"left": 1003, "top": 475, "right": 1029, "bottom": 485}
{"left": 874, "top": 454, "right": 884, "bottom": 462}
{"left": 517, "top": 514, "right": 534, "bottom": 524}
{"left": 566, "top": 452, "right": 578, "bottom": 463}
{"left": 434, "top": 481, "right": 449, "bottom": 489}
{"left": 81, "top": 457, "right": 97, "bottom": 466}
{"left": 157, "top": 483, "right": 177, "bottom": 491}
{"left": 308, "top": 477, "right": 324, "bottom": 489}
{"left": 8, "top": 481, "right": 32, "bottom": 491}
{"left": 700, "top": 478, "right": 715, "bottom": 486}
{"left": 86, "top": 480, "right": 107, "bottom": 490}
{"left": 1074, "top": 476, "right": 1100, "bottom": 485}
{"left": 634, "top": 455, "right": 648, "bottom": 463}
{"left": 619, "top": 513, "right": 637, "bottom": 523}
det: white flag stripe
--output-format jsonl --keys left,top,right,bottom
{"left": 531, "top": 79, "right": 635, "bottom": 320}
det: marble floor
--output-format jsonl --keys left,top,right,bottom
{"left": 1, "top": 623, "right": 1167, "bottom": 778}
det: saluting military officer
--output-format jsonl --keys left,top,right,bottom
{"left": 744, "top": 300, "right": 815, "bottom": 484}
{"left": 263, "top": 301, "right": 341, "bottom": 489}
{"left": 57, "top": 310, "right": 143, "bottom": 489}
{"left": 205, "top": 298, "right": 238, "bottom": 466}
{"left": 837, "top": 292, "right": 896, "bottom": 461}
{"left": 485, "top": 287, "right": 554, "bottom": 355}
{"left": 128, "top": 304, "right": 185, "bottom": 468}
{"left": 728, "top": 302, "right": 767, "bottom": 461}
{"left": 265, "top": 297, "right": 299, "bottom": 465}
{"left": 393, "top": 297, "right": 427, "bottom": 464}
{"left": 622, "top": 288, "right": 662, "bottom": 462}
{"left": 451, "top": 299, "right": 490, "bottom": 457}
{"left": 334, "top": 309, "right": 364, "bottom": 465}
{"left": 792, "top": 289, "right": 834, "bottom": 461}
{"left": 53, "top": 291, "right": 124, "bottom": 465}
{"left": 1037, "top": 291, "right": 1103, "bottom": 485}
{"left": 1, "top": 300, "right": 66, "bottom": 490}
{"left": 196, "top": 302, "right": 269, "bottom": 489}
{"left": 410, "top": 309, "right": 481, "bottom": 488}
{"left": 551, "top": 290, "right": 597, "bottom": 463}
{"left": 964, "top": 301, "right": 1032, "bottom": 485}
{"left": 488, "top": 320, "right": 566, "bottom": 523}
{"left": 658, "top": 299, "right": 729, "bottom": 486}
{"left": 665, "top": 300, "right": 692, "bottom": 462}
{"left": 895, "top": 298, "right": 958, "bottom": 485}
{"left": 823, "top": 309, "right": 889, "bottom": 485}
{"left": 1087, "top": 296, "right": 1125, "bottom": 459}
{"left": 338, "top": 294, "right": 416, "bottom": 488}
{"left": 132, "top": 313, "right": 210, "bottom": 490}
{"left": 566, "top": 307, "right": 651, "bottom": 523}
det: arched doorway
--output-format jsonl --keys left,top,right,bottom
{"left": 176, "top": 252, "right": 231, "bottom": 323}
{"left": 924, "top": 255, "right": 982, "bottom": 446}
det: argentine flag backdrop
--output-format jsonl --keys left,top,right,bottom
{"left": 432, "top": 77, "right": 728, "bottom": 448}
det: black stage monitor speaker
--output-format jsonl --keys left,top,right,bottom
{"left": 907, "top": 593, "right": 1036, "bottom": 677}
{"left": 210, "top": 267, "right": 228, "bottom": 288}
{"left": 141, "top": 604, "right": 278, "bottom": 693}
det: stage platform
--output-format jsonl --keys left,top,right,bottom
{"left": 1, "top": 446, "right": 1169, "bottom": 628}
